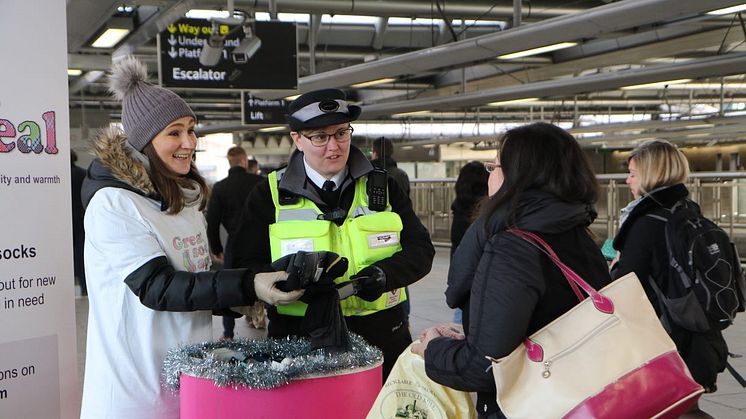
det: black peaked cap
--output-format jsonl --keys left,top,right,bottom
{"left": 285, "top": 88, "right": 361, "bottom": 131}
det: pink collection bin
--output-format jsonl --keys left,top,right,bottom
{"left": 179, "top": 362, "right": 382, "bottom": 419}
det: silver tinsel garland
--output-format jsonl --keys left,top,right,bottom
{"left": 163, "top": 333, "right": 382, "bottom": 390}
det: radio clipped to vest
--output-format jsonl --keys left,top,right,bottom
{"left": 367, "top": 169, "right": 388, "bottom": 212}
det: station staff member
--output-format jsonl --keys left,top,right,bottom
{"left": 231, "top": 89, "right": 435, "bottom": 379}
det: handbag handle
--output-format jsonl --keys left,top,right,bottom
{"left": 507, "top": 229, "right": 614, "bottom": 363}
{"left": 508, "top": 229, "right": 614, "bottom": 314}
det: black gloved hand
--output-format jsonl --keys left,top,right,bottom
{"left": 271, "top": 251, "right": 348, "bottom": 292}
{"left": 349, "top": 265, "right": 387, "bottom": 302}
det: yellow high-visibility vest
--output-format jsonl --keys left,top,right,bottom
{"left": 268, "top": 169, "right": 407, "bottom": 316}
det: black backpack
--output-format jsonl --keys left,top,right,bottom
{"left": 647, "top": 199, "right": 746, "bottom": 333}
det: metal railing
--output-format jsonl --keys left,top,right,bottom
{"left": 410, "top": 172, "right": 746, "bottom": 246}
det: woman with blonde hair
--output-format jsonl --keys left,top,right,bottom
{"left": 612, "top": 140, "right": 727, "bottom": 418}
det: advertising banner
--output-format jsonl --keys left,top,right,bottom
{"left": 0, "top": 1, "right": 79, "bottom": 418}
{"left": 158, "top": 18, "right": 298, "bottom": 90}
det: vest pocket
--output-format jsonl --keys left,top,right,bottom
{"left": 346, "top": 211, "right": 403, "bottom": 269}
{"left": 269, "top": 220, "right": 333, "bottom": 260}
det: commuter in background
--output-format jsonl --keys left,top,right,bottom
{"left": 206, "top": 147, "right": 264, "bottom": 339}
{"left": 449, "top": 161, "right": 489, "bottom": 324}
{"left": 79, "top": 57, "right": 303, "bottom": 419}
{"left": 413, "top": 122, "right": 611, "bottom": 418}
{"left": 231, "top": 89, "right": 435, "bottom": 380}
{"left": 371, "top": 137, "right": 410, "bottom": 197}
{"left": 370, "top": 136, "right": 414, "bottom": 326}
{"left": 70, "top": 150, "right": 87, "bottom": 295}
{"left": 612, "top": 140, "right": 727, "bottom": 418}
{"left": 450, "top": 161, "right": 489, "bottom": 255}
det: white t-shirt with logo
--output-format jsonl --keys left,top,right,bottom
{"left": 80, "top": 187, "right": 212, "bottom": 419}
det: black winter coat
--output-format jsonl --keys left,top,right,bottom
{"left": 206, "top": 166, "right": 262, "bottom": 261}
{"left": 611, "top": 184, "right": 727, "bottom": 389}
{"left": 425, "top": 190, "right": 611, "bottom": 416}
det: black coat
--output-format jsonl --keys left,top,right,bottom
{"left": 206, "top": 166, "right": 262, "bottom": 259}
{"left": 611, "top": 184, "right": 727, "bottom": 389}
{"left": 425, "top": 190, "right": 611, "bottom": 416}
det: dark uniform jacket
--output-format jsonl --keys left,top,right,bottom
{"left": 230, "top": 146, "right": 435, "bottom": 377}
{"left": 426, "top": 189, "right": 611, "bottom": 416}
{"left": 612, "top": 183, "right": 727, "bottom": 389}
{"left": 206, "top": 166, "right": 262, "bottom": 263}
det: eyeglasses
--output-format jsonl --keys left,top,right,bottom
{"left": 301, "top": 126, "right": 354, "bottom": 147}
{"left": 484, "top": 162, "right": 501, "bottom": 173}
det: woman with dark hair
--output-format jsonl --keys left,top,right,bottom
{"left": 79, "top": 57, "right": 303, "bottom": 419}
{"left": 612, "top": 140, "right": 727, "bottom": 418}
{"left": 449, "top": 161, "right": 489, "bottom": 324}
{"left": 450, "top": 161, "right": 489, "bottom": 257}
{"left": 413, "top": 122, "right": 612, "bottom": 418}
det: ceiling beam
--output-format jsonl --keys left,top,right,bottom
{"left": 201, "top": 0, "right": 587, "bottom": 19}
{"left": 361, "top": 52, "right": 746, "bottom": 117}
{"left": 298, "top": 0, "right": 746, "bottom": 91}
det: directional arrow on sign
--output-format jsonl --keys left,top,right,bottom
{"left": 169, "top": 48, "right": 177, "bottom": 59}
{"left": 167, "top": 24, "right": 177, "bottom": 34}
{"left": 168, "top": 35, "right": 177, "bottom": 46}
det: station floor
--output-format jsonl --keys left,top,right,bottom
{"left": 75, "top": 247, "right": 746, "bottom": 417}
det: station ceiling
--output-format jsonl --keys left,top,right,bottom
{"left": 66, "top": 0, "right": 746, "bottom": 149}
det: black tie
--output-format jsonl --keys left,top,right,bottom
{"left": 322, "top": 180, "right": 336, "bottom": 192}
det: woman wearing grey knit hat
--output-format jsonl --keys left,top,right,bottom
{"left": 78, "top": 57, "right": 304, "bottom": 419}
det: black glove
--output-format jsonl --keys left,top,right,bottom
{"left": 349, "top": 265, "right": 387, "bottom": 302}
{"left": 272, "top": 251, "right": 348, "bottom": 292}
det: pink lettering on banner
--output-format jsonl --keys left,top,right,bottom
{"left": 0, "top": 119, "right": 17, "bottom": 153}
{"left": 43, "top": 111, "right": 58, "bottom": 154}
{"left": 0, "top": 111, "right": 57, "bottom": 154}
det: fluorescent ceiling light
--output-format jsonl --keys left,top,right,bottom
{"left": 498, "top": 42, "right": 577, "bottom": 60}
{"left": 707, "top": 4, "right": 746, "bottom": 15}
{"left": 258, "top": 126, "right": 286, "bottom": 132}
{"left": 351, "top": 78, "right": 396, "bottom": 88}
{"left": 684, "top": 124, "right": 715, "bottom": 129}
{"left": 488, "top": 98, "right": 539, "bottom": 106}
{"left": 401, "top": 145, "right": 415, "bottom": 150}
{"left": 660, "top": 83, "right": 746, "bottom": 90}
{"left": 621, "top": 79, "right": 692, "bottom": 90}
{"left": 686, "top": 133, "right": 710, "bottom": 138}
{"left": 67, "top": 69, "right": 83, "bottom": 76}
{"left": 284, "top": 94, "right": 300, "bottom": 101}
{"left": 186, "top": 9, "right": 230, "bottom": 19}
{"left": 392, "top": 110, "right": 431, "bottom": 117}
{"left": 91, "top": 28, "right": 130, "bottom": 48}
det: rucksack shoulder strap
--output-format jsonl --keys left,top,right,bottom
{"left": 646, "top": 213, "right": 669, "bottom": 222}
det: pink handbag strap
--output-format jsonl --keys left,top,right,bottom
{"left": 507, "top": 228, "right": 615, "bottom": 362}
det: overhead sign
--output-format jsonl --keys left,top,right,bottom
{"left": 242, "top": 93, "right": 289, "bottom": 125}
{"left": 1, "top": 0, "right": 79, "bottom": 418}
{"left": 158, "top": 18, "right": 297, "bottom": 90}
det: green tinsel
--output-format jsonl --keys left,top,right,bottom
{"left": 163, "top": 333, "right": 382, "bottom": 390}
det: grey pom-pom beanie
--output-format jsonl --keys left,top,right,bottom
{"left": 108, "top": 56, "right": 196, "bottom": 151}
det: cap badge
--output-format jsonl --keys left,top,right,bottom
{"left": 318, "top": 100, "right": 340, "bottom": 113}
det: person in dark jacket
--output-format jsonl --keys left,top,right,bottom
{"left": 71, "top": 150, "right": 87, "bottom": 295}
{"left": 231, "top": 89, "right": 435, "bottom": 380}
{"left": 206, "top": 147, "right": 262, "bottom": 265}
{"left": 79, "top": 57, "right": 304, "bottom": 419}
{"left": 371, "top": 137, "right": 410, "bottom": 197}
{"left": 413, "top": 122, "right": 611, "bottom": 418}
{"left": 207, "top": 146, "right": 264, "bottom": 339}
{"left": 450, "top": 161, "right": 488, "bottom": 258}
{"left": 449, "top": 161, "right": 489, "bottom": 323}
{"left": 612, "top": 140, "right": 727, "bottom": 418}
